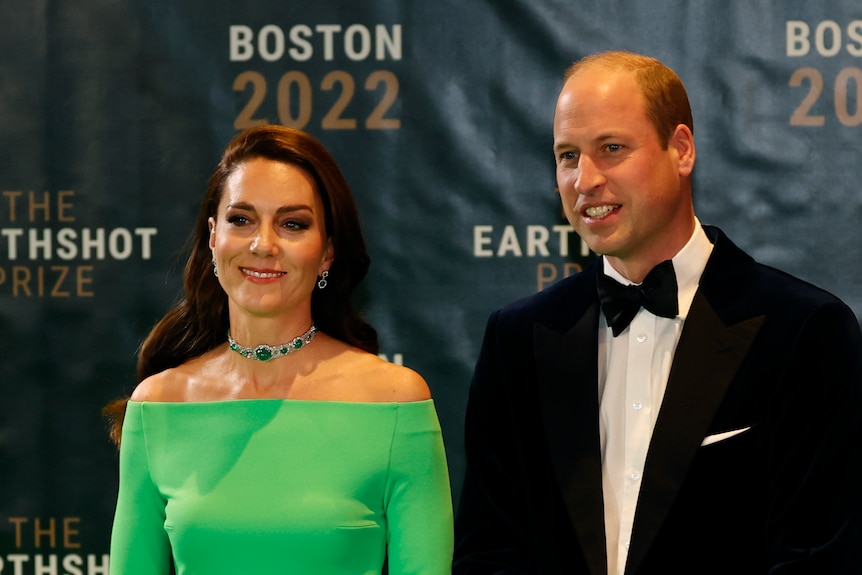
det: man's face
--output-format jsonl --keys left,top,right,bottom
{"left": 553, "top": 67, "right": 695, "bottom": 280}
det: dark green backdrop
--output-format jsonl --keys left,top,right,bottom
{"left": 2, "top": 1, "right": 861, "bottom": 569}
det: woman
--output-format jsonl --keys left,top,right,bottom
{"left": 107, "top": 125, "right": 453, "bottom": 574}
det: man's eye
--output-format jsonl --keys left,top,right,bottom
{"left": 605, "top": 144, "right": 622, "bottom": 152}
{"left": 561, "top": 151, "right": 579, "bottom": 161}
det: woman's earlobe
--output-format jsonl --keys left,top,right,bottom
{"left": 208, "top": 217, "right": 217, "bottom": 249}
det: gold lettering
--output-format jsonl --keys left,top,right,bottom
{"left": 12, "top": 266, "right": 32, "bottom": 296}
{"left": 3, "top": 517, "right": 83, "bottom": 548}
{"left": 29, "top": 191, "right": 51, "bottom": 222}
{"left": 537, "top": 262, "right": 583, "bottom": 291}
{"left": 8, "top": 517, "right": 27, "bottom": 548}
{"left": 51, "top": 266, "right": 71, "bottom": 297}
{"left": 4, "top": 265, "right": 94, "bottom": 297}
{"left": 537, "top": 263, "right": 558, "bottom": 291}
{"left": 75, "top": 265, "right": 94, "bottom": 297}
{"left": 63, "top": 517, "right": 81, "bottom": 549}
{"left": 34, "top": 517, "right": 57, "bottom": 548}
{"left": 2, "top": 190, "right": 23, "bottom": 222}
{"left": 58, "top": 190, "right": 75, "bottom": 222}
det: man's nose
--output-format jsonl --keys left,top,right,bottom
{"left": 574, "top": 155, "right": 605, "bottom": 195}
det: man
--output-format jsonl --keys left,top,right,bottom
{"left": 453, "top": 51, "right": 862, "bottom": 574}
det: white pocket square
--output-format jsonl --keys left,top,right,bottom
{"left": 701, "top": 426, "right": 752, "bottom": 447}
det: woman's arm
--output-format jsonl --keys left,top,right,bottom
{"left": 384, "top": 400, "right": 454, "bottom": 575}
{"left": 109, "top": 402, "right": 172, "bottom": 575}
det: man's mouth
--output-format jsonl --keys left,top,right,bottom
{"left": 583, "top": 205, "right": 619, "bottom": 219}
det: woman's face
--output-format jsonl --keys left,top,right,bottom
{"left": 208, "top": 157, "right": 333, "bottom": 323}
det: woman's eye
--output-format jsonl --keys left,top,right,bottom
{"left": 226, "top": 215, "right": 249, "bottom": 225}
{"left": 283, "top": 220, "right": 310, "bottom": 231}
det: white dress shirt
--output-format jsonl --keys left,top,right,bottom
{"left": 598, "top": 221, "right": 713, "bottom": 575}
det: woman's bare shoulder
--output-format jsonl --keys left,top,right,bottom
{"left": 130, "top": 348, "right": 231, "bottom": 402}
{"left": 349, "top": 351, "right": 432, "bottom": 403}
{"left": 130, "top": 367, "right": 190, "bottom": 402}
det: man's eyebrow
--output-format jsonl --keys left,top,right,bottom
{"left": 553, "top": 140, "right": 577, "bottom": 153}
{"left": 593, "top": 132, "right": 623, "bottom": 143}
{"left": 553, "top": 132, "right": 621, "bottom": 153}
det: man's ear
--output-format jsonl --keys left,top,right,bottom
{"left": 670, "top": 124, "right": 696, "bottom": 177}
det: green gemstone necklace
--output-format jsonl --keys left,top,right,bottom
{"left": 227, "top": 324, "right": 318, "bottom": 362}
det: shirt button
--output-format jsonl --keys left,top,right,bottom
{"left": 630, "top": 471, "right": 641, "bottom": 481}
{"left": 632, "top": 402, "right": 643, "bottom": 410}
{"left": 625, "top": 540, "right": 631, "bottom": 549}
{"left": 636, "top": 334, "right": 647, "bottom": 343}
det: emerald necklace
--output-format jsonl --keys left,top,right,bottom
{"left": 227, "top": 324, "right": 318, "bottom": 362}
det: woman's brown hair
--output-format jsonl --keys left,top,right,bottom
{"left": 105, "top": 125, "right": 377, "bottom": 444}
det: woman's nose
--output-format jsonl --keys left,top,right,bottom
{"left": 250, "top": 226, "right": 278, "bottom": 255}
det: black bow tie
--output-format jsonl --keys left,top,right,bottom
{"left": 597, "top": 259, "right": 679, "bottom": 337}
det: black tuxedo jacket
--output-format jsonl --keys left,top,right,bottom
{"left": 454, "top": 226, "right": 862, "bottom": 574}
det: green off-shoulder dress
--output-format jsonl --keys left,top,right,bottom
{"left": 109, "top": 399, "right": 453, "bottom": 574}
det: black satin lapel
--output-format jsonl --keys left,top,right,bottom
{"left": 625, "top": 292, "right": 765, "bottom": 574}
{"left": 534, "top": 302, "right": 607, "bottom": 575}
